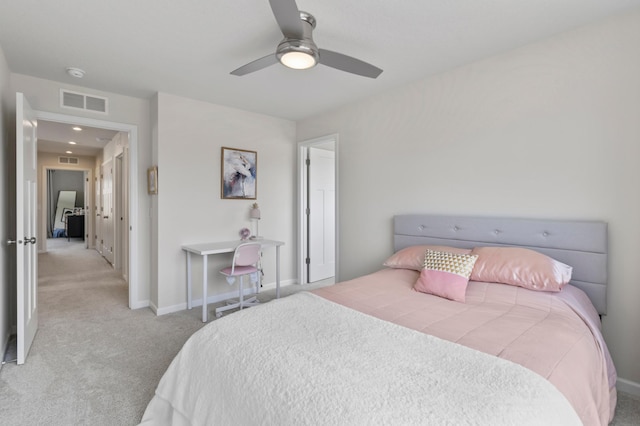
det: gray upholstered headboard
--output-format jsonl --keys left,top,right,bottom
{"left": 394, "top": 214, "right": 608, "bottom": 315}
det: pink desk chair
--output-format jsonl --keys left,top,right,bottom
{"left": 215, "top": 242, "right": 262, "bottom": 318}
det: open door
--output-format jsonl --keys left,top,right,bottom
{"left": 102, "top": 158, "right": 114, "bottom": 264}
{"left": 83, "top": 170, "right": 90, "bottom": 249}
{"left": 95, "top": 165, "right": 103, "bottom": 255}
{"left": 15, "top": 92, "right": 39, "bottom": 364}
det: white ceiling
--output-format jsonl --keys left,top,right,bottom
{"left": 37, "top": 121, "right": 119, "bottom": 157}
{"left": 2, "top": 0, "right": 640, "bottom": 126}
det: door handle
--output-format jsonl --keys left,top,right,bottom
{"left": 24, "top": 237, "right": 36, "bottom": 245}
{"left": 7, "top": 239, "right": 22, "bottom": 245}
{"left": 103, "top": 216, "right": 109, "bottom": 219}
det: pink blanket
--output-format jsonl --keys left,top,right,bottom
{"left": 312, "top": 268, "right": 616, "bottom": 426}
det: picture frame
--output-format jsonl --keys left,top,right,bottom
{"left": 147, "top": 166, "right": 158, "bottom": 195}
{"left": 221, "top": 147, "right": 257, "bottom": 200}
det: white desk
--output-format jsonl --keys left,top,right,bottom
{"left": 182, "top": 239, "right": 284, "bottom": 322}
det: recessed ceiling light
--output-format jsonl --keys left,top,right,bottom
{"left": 65, "top": 150, "right": 73, "bottom": 154}
{"left": 66, "top": 67, "right": 85, "bottom": 78}
{"left": 72, "top": 126, "right": 82, "bottom": 131}
{"left": 68, "top": 141, "right": 77, "bottom": 145}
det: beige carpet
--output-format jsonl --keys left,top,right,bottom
{"left": 0, "top": 241, "right": 204, "bottom": 424}
{"left": 0, "top": 240, "right": 331, "bottom": 425}
{"left": 0, "top": 240, "right": 638, "bottom": 425}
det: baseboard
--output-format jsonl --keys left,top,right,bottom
{"left": 130, "top": 299, "right": 150, "bottom": 310}
{"left": 617, "top": 378, "right": 640, "bottom": 398}
{"left": 155, "top": 280, "right": 298, "bottom": 316}
{"left": 155, "top": 301, "right": 187, "bottom": 316}
{"left": 0, "top": 331, "right": 9, "bottom": 369}
{"left": 260, "top": 278, "right": 297, "bottom": 290}
{"left": 148, "top": 300, "right": 159, "bottom": 315}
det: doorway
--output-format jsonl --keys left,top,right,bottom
{"left": 42, "top": 168, "right": 90, "bottom": 250}
{"left": 33, "top": 110, "right": 140, "bottom": 309}
{"left": 297, "top": 134, "right": 339, "bottom": 285}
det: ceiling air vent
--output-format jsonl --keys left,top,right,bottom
{"left": 60, "top": 89, "right": 108, "bottom": 114}
{"left": 58, "top": 156, "right": 79, "bottom": 165}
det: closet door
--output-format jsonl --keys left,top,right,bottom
{"left": 95, "top": 165, "right": 103, "bottom": 255}
{"left": 308, "top": 147, "right": 335, "bottom": 282}
{"left": 102, "top": 158, "right": 115, "bottom": 265}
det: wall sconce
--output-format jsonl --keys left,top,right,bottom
{"left": 249, "top": 202, "right": 262, "bottom": 240}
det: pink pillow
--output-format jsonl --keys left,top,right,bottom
{"left": 384, "top": 245, "right": 472, "bottom": 271}
{"left": 413, "top": 250, "right": 478, "bottom": 302}
{"left": 470, "top": 247, "right": 572, "bottom": 292}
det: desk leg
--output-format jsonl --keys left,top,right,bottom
{"left": 186, "top": 252, "right": 192, "bottom": 310}
{"left": 276, "top": 245, "right": 281, "bottom": 299}
{"left": 202, "top": 254, "right": 208, "bottom": 322}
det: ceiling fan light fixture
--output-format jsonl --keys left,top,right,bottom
{"left": 276, "top": 38, "right": 319, "bottom": 70}
{"left": 230, "top": 4, "right": 381, "bottom": 78}
{"left": 280, "top": 51, "right": 316, "bottom": 69}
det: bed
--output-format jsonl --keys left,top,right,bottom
{"left": 140, "top": 214, "right": 617, "bottom": 425}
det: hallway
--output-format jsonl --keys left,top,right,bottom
{"left": 0, "top": 241, "right": 203, "bottom": 424}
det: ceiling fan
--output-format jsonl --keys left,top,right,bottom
{"left": 230, "top": 0, "right": 383, "bottom": 79}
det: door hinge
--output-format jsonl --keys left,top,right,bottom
{"left": 305, "top": 258, "right": 310, "bottom": 265}
{"left": 306, "top": 159, "right": 310, "bottom": 166}
{"left": 306, "top": 208, "right": 310, "bottom": 216}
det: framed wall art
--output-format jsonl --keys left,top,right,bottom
{"left": 147, "top": 166, "right": 158, "bottom": 195}
{"left": 221, "top": 147, "right": 257, "bottom": 199}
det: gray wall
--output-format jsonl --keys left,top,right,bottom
{"left": 152, "top": 92, "right": 296, "bottom": 313}
{"left": 298, "top": 11, "right": 640, "bottom": 390}
{"left": 48, "top": 169, "right": 84, "bottom": 236}
{"left": 51, "top": 170, "right": 84, "bottom": 206}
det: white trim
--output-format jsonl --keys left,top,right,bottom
{"left": 131, "top": 299, "right": 150, "bottom": 310}
{"left": 0, "top": 331, "right": 10, "bottom": 367}
{"left": 33, "top": 110, "right": 140, "bottom": 310}
{"left": 617, "top": 378, "right": 640, "bottom": 398}
{"left": 297, "top": 134, "right": 340, "bottom": 286}
{"left": 260, "top": 278, "right": 298, "bottom": 290}
{"left": 156, "top": 279, "right": 297, "bottom": 316}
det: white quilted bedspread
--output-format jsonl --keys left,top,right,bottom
{"left": 140, "top": 292, "right": 581, "bottom": 425}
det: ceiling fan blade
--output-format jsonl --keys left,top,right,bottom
{"left": 269, "top": 0, "right": 304, "bottom": 39}
{"left": 230, "top": 54, "right": 278, "bottom": 76}
{"left": 318, "top": 49, "right": 383, "bottom": 79}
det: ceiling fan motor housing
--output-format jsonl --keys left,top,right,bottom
{"left": 276, "top": 11, "right": 319, "bottom": 68}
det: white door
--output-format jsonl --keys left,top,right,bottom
{"left": 114, "top": 155, "right": 123, "bottom": 271}
{"left": 83, "top": 170, "right": 90, "bottom": 249}
{"left": 308, "top": 147, "right": 335, "bottom": 282}
{"left": 102, "top": 158, "right": 114, "bottom": 264}
{"left": 95, "top": 166, "right": 103, "bottom": 255}
{"left": 16, "top": 93, "right": 38, "bottom": 365}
